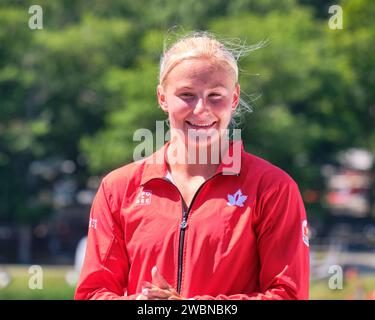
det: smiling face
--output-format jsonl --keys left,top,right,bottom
{"left": 157, "top": 58, "right": 240, "bottom": 147}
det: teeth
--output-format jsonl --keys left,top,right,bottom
{"left": 187, "top": 121, "right": 215, "bottom": 127}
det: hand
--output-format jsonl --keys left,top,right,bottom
{"left": 141, "top": 266, "right": 186, "bottom": 300}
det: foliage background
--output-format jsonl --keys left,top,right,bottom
{"left": 0, "top": 0, "right": 374, "bottom": 297}
{"left": 1, "top": 0, "right": 373, "bottom": 225}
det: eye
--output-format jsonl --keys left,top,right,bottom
{"left": 208, "top": 93, "right": 222, "bottom": 100}
{"left": 179, "top": 93, "right": 195, "bottom": 99}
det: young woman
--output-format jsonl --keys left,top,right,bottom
{"left": 75, "top": 32, "right": 310, "bottom": 300}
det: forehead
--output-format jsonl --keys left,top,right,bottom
{"left": 165, "top": 58, "right": 236, "bottom": 88}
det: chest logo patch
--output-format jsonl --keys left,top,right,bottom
{"left": 136, "top": 190, "right": 152, "bottom": 205}
{"left": 227, "top": 189, "right": 248, "bottom": 207}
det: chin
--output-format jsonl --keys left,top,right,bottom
{"left": 186, "top": 129, "right": 222, "bottom": 148}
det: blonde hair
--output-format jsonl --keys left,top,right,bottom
{"left": 159, "top": 31, "right": 265, "bottom": 127}
{"left": 160, "top": 32, "right": 239, "bottom": 85}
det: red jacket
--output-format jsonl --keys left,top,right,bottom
{"left": 75, "top": 140, "right": 310, "bottom": 300}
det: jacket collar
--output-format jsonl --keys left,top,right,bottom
{"left": 140, "top": 140, "right": 243, "bottom": 186}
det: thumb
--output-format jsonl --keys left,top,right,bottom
{"left": 151, "top": 266, "right": 171, "bottom": 290}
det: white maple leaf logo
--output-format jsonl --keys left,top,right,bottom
{"left": 227, "top": 189, "right": 248, "bottom": 207}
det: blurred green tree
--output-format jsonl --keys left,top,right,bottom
{"left": 0, "top": 0, "right": 374, "bottom": 263}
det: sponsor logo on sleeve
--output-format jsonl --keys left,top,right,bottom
{"left": 302, "top": 219, "right": 309, "bottom": 247}
{"left": 89, "top": 218, "right": 97, "bottom": 229}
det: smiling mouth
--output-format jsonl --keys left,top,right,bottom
{"left": 185, "top": 120, "right": 217, "bottom": 129}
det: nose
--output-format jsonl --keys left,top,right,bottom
{"left": 193, "top": 98, "right": 209, "bottom": 115}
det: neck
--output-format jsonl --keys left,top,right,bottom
{"left": 166, "top": 137, "right": 229, "bottom": 179}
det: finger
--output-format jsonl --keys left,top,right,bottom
{"left": 168, "top": 295, "right": 183, "bottom": 300}
{"left": 142, "top": 287, "right": 170, "bottom": 299}
{"left": 141, "top": 280, "right": 153, "bottom": 289}
{"left": 142, "top": 281, "right": 165, "bottom": 292}
{"left": 166, "top": 289, "right": 184, "bottom": 300}
{"left": 138, "top": 293, "right": 162, "bottom": 300}
{"left": 151, "top": 266, "right": 171, "bottom": 289}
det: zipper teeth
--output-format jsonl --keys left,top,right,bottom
{"left": 177, "top": 216, "right": 186, "bottom": 293}
{"left": 158, "top": 177, "right": 188, "bottom": 293}
{"left": 175, "top": 173, "right": 223, "bottom": 294}
{"left": 144, "top": 173, "right": 239, "bottom": 294}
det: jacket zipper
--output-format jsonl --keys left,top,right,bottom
{"left": 174, "top": 173, "right": 225, "bottom": 294}
{"left": 144, "top": 172, "right": 239, "bottom": 294}
{"left": 177, "top": 209, "right": 188, "bottom": 293}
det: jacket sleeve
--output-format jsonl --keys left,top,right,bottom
{"left": 74, "top": 178, "right": 137, "bottom": 300}
{"left": 192, "top": 180, "right": 310, "bottom": 300}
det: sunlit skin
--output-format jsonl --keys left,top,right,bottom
{"left": 137, "top": 266, "right": 184, "bottom": 300}
{"left": 157, "top": 58, "right": 240, "bottom": 180}
{"left": 140, "top": 58, "right": 240, "bottom": 300}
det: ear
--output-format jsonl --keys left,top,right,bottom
{"left": 157, "top": 85, "right": 168, "bottom": 112}
{"left": 231, "top": 83, "right": 240, "bottom": 112}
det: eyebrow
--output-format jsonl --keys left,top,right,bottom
{"left": 176, "top": 86, "right": 194, "bottom": 90}
{"left": 175, "top": 85, "right": 227, "bottom": 91}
